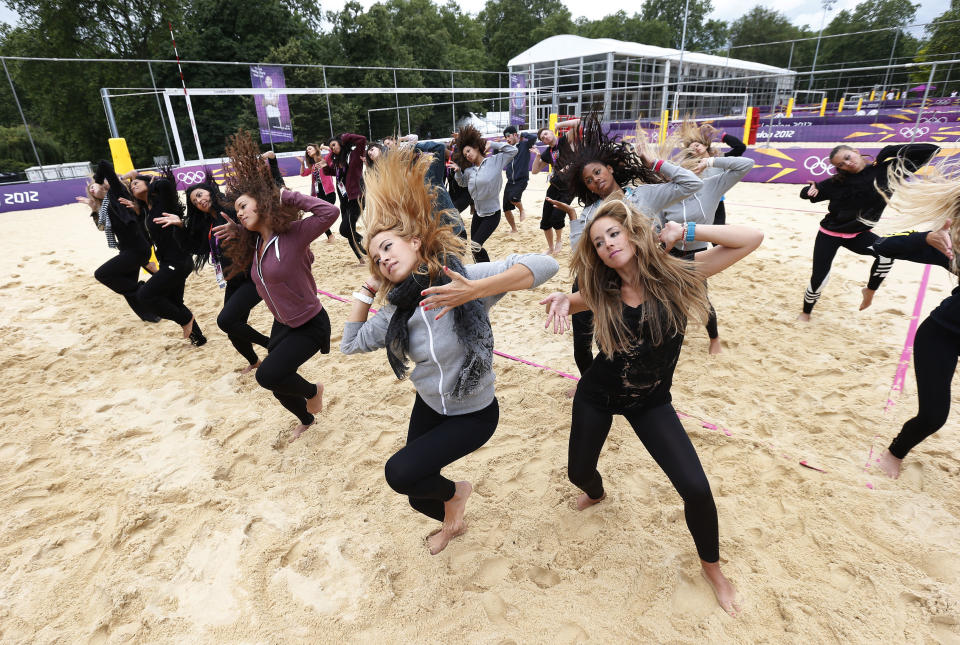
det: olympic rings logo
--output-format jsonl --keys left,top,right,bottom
{"left": 176, "top": 170, "right": 207, "bottom": 185}
{"left": 917, "top": 114, "right": 947, "bottom": 124}
{"left": 804, "top": 156, "right": 836, "bottom": 176}
{"left": 899, "top": 126, "right": 930, "bottom": 137}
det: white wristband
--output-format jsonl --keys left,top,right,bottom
{"left": 352, "top": 291, "right": 373, "bottom": 305}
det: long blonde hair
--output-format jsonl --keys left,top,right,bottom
{"left": 879, "top": 161, "right": 960, "bottom": 274}
{"left": 571, "top": 198, "right": 710, "bottom": 356}
{"left": 362, "top": 148, "right": 468, "bottom": 299}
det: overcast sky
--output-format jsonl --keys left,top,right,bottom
{"left": 0, "top": 0, "right": 950, "bottom": 41}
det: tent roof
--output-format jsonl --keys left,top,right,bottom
{"left": 508, "top": 35, "right": 794, "bottom": 75}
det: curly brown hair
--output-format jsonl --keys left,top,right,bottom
{"left": 223, "top": 130, "right": 303, "bottom": 278}
{"left": 452, "top": 125, "right": 485, "bottom": 168}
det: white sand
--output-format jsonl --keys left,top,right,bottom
{"left": 0, "top": 173, "right": 958, "bottom": 643}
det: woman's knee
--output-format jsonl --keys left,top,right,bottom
{"left": 254, "top": 362, "right": 281, "bottom": 391}
{"left": 217, "top": 309, "right": 237, "bottom": 335}
{"left": 384, "top": 454, "right": 416, "bottom": 494}
{"left": 676, "top": 474, "right": 714, "bottom": 509}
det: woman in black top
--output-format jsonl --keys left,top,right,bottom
{"left": 154, "top": 181, "right": 270, "bottom": 369}
{"left": 80, "top": 160, "right": 158, "bottom": 322}
{"left": 532, "top": 118, "right": 580, "bottom": 254}
{"left": 797, "top": 143, "right": 938, "bottom": 321}
{"left": 123, "top": 173, "right": 206, "bottom": 345}
{"left": 867, "top": 167, "right": 960, "bottom": 479}
{"left": 541, "top": 198, "right": 763, "bottom": 617}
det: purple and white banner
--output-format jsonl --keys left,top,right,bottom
{"left": 250, "top": 65, "right": 293, "bottom": 144}
{"left": 509, "top": 73, "right": 527, "bottom": 127}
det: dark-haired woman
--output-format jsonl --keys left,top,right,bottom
{"left": 547, "top": 114, "right": 703, "bottom": 376}
{"left": 122, "top": 173, "right": 206, "bottom": 345}
{"left": 298, "top": 143, "right": 336, "bottom": 243}
{"left": 532, "top": 117, "right": 580, "bottom": 254}
{"left": 216, "top": 131, "right": 341, "bottom": 442}
{"left": 80, "top": 160, "right": 159, "bottom": 323}
{"left": 342, "top": 148, "right": 558, "bottom": 555}
{"left": 323, "top": 133, "right": 367, "bottom": 261}
{"left": 154, "top": 182, "right": 271, "bottom": 370}
{"left": 451, "top": 125, "right": 517, "bottom": 263}
{"left": 798, "top": 143, "right": 938, "bottom": 321}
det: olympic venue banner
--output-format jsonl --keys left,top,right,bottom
{"left": 250, "top": 65, "right": 294, "bottom": 144}
{"left": 509, "top": 73, "right": 527, "bottom": 126}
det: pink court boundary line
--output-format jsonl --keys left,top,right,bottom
{"left": 319, "top": 290, "right": 739, "bottom": 442}
{"left": 863, "top": 264, "right": 932, "bottom": 483}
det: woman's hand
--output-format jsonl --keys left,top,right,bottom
{"left": 117, "top": 196, "right": 138, "bottom": 211}
{"left": 76, "top": 195, "right": 96, "bottom": 211}
{"left": 419, "top": 266, "right": 480, "bottom": 320}
{"left": 546, "top": 197, "right": 577, "bottom": 220}
{"left": 927, "top": 219, "right": 954, "bottom": 261}
{"left": 659, "top": 220, "right": 683, "bottom": 250}
{"left": 693, "top": 158, "right": 710, "bottom": 174}
{"left": 212, "top": 211, "right": 240, "bottom": 242}
{"left": 153, "top": 212, "right": 183, "bottom": 228}
{"left": 447, "top": 161, "right": 460, "bottom": 172}
{"left": 364, "top": 274, "right": 382, "bottom": 293}
{"left": 805, "top": 181, "right": 819, "bottom": 198}
{"left": 540, "top": 292, "right": 571, "bottom": 334}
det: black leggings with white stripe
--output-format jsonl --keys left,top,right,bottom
{"left": 803, "top": 230, "right": 892, "bottom": 314}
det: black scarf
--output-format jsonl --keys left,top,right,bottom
{"left": 384, "top": 255, "right": 493, "bottom": 398}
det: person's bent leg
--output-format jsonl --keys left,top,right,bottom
{"left": 137, "top": 263, "right": 194, "bottom": 326}
{"left": 887, "top": 318, "right": 959, "bottom": 461}
{"left": 218, "top": 279, "right": 269, "bottom": 365}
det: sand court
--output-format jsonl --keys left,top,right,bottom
{"left": 1, "top": 173, "right": 959, "bottom": 643}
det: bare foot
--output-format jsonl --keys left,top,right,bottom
{"left": 877, "top": 449, "right": 903, "bottom": 479}
{"left": 797, "top": 312, "right": 811, "bottom": 322}
{"left": 510, "top": 229, "right": 519, "bottom": 235}
{"left": 240, "top": 360, "right": 261, "bottom": 375}
{"left": 701, "top": 561, "right": 740, "bottom": 617}
{"left": 306, "top": 382, "right": 324, "bottom": 415}
{"left": 545, "top": 247, "right": 557, "bottom": 256}
{"left": 708, "top": 338, "right": 722, "bottom": 355}
{"left": 553, "top": 239, "right": 564, "bottom": 253}
{"left": 426, "top": 481, "right": 472, "bottom": 555}
{"left": 518, "top": 210, "right": 526, "bottom": 222}
{"left": 289, "top": 421, "right": 312, "bottom": 443}
{"left": 576, "top": 491, "right": 605, "bottom": 511}
{"left": 181, "top": 316, "right": 194, "bottom": 339}
{"left": 326, "top": 233, "right": 336, "bottom": 244}
{"left": 565, "top": 385, "right": 578, "bottom": 399}
{"left": 859, "top": 287, "right": 876, "bottom": 311}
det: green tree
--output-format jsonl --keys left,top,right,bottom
{"left": 727, "top": 7, "right": 808, "bottom": 69}
{"left": 913, "top": 0, "right": 960, "bottom": 91}
{"left": 641, "top": 0, "right": 714, "bottom": 49}
{"left": 575, "top": 11, "right": 673, "bottom": 47}
{"left": 478, "top": 0, "right": 575, "bottom": 70}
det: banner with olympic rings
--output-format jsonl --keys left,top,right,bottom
{"left": 738, "top": 146, "right": 960, "bottom": 184}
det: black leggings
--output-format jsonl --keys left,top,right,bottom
{"left": 255, "top": 309, "right": 331, "bottom": 425}
{"left": 94, "top": 247, "right": 152, "bottom": 319}
{"left": 571, "top": 278, "right": 594, "bottom": 374}
{"left": 713, "top": 200, "right": 726, "bottom": 226}
{"left": 803, "top": 230, "right": 892, "bottom": 314}
{"left": 339, "top": 197, "right": 364, "bottom": 260}
{"left": 888, "top": 317, "right": 959, "bottom": 459}
{"left": 470, "top": 211, "right": 501, "bottom": 263}
{"left": 320, "top": 191, "right": 335, "bottom": 237}
{"left": 568, "top": 395, "right": 719, "bottom": 562}
{"left": 138, "top": 256, "right": 194, "bottom": 326}
{"left": 384, "top": 394, "right": 498, "bottom": 522}
{"left": 218, "top": 278, "right": 270, "bottom": 365}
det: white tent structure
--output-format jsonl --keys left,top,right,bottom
{"left": 508, "top": 35, "right": 796, "bottom": 125}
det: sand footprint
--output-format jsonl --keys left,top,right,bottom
{"left": 470, "top": 557, "right": 512, "bottom": 590}
{"left": 527, "top": 565, "right": 561, "bottom": 589}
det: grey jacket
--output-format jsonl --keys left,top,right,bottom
{"left": 659, "top": 156, "right": 754, "bottom": 253}
{"left": 341, "top": 253, "right": 559, "bottom": 415}
{"left": 455, "top": 141, "right": 518, "bottom": 216}
{"left": 569, "top": 161, "right": 703, "bottom": 249}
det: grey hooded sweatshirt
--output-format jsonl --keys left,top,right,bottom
{"left": 569, "top": 161, "right": 703, "bottom": 249}
{"left": 659, "top": 156, "right": 754, "bottom": 253}
{"left": 341, "top": 253, "right": 559, "bottom": 415}
{"left": 455, "top": 141, "right": 518, "bottom": 216}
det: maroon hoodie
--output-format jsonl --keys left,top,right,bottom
{"left": 322, "top": 132, "right": 367, "bottom": 200}
{"left": 250, "top": 189, "right": 339, "bottom": 327}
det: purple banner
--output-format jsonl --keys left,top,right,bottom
{"left": 250, "top": 65, "right": 293, "bottom": 144}
{"left": 509, "top": 73, "right": 527, "bottom": 127}
{"left": 171, "top": 156, "right": 303, "bottom": 191}
{"left": 741, "top": 146, "right": 960, "bottom": 184}
{"left": 0, "top": 178, "right": 90, "bottom": 213}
